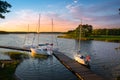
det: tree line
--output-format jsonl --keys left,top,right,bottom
{"left": 92, "top": 28, "right": 120, "bottom": 35}
{"left": 66, "top": 24, "right": 120, "bottom": 38}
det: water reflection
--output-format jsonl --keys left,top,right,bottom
{"left": 74, "top": 40, "right": 93, "bottom": 55}
{"left": 15, "top": 56, "right": 77, "bottom": 80}
{"left": 88, "top": 41, "right": 120, "bottom": 80}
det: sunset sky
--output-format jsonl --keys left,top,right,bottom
{"left": 0, "top": 0, "right": 120, "bottom": 32}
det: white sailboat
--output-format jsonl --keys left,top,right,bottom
{"left": 74, "top": 20, "right": 91, "bottom": 66}
{"left": 23, "top": 24, "right": 35, "bottom": 49}
{"left": 30, "top": 14, "right": 53, "bottom": 56}
{"left": 74, "top": 53, "right": 91, "bottom": 66}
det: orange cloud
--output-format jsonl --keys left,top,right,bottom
{"left": 0, "top": 9, "right": 78, "bottom": 32}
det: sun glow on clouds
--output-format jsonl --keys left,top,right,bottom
{"left": 0, "top": 9, "right": 77, "bottom": 32}
{"left": 0, "top": 0, "right": 120, "bottom": 32}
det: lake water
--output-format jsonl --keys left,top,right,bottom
{"left": 0, "top": 34, "right": 120, "bottom": 80}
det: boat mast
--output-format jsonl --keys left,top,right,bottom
{"left": 38, "top": 14, "right": 41, "bottom": 45}
{"left": 51, "top": 18, "right": 53, "bottom": 44}
{"left": 27, "top": 24, "right": 30, "bottom": 44}
{"left": 23, "top": 24, "right": 29, "bottom": 45}
{"left": 53, "top": 19, "right": 59, "bottom": 49}
{"left": 78, "top": 19, "right": 82, "bottom": 51}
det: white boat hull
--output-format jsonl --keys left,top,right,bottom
{"left": 30, "top": 48, "right": 53, "bottom": 56}
{"left": 74, "top": 55, "right": 86, "bottom": 65}
{"left": 74, "top": 54, "right": 90, "bottom": 66}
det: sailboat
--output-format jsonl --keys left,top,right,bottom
{"left": 23, "top": 24, "right": 35, "bottom": 49}
{"left": 74, "top": 20, "right": 91, "bottom": 67}
{"left": 30, "top": 14, "right": 53, "bottom": 56}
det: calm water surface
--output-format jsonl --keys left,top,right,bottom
{"left": 0, "top": 34, "right": 120, "bottom": 80}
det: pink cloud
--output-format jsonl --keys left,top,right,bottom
{"left": 66, "top": 1, "right": 120, "bottom": 29}
{"left": 0, "top": 9, "right": 78, "bottom": 32}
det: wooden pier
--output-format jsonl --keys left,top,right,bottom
{"left": 0, "top": 45, "right": 30, "bottom": 52}
{"left": 53, "top": 50, "right": 105, "bottom": 80}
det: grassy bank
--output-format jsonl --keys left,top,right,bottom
{"left": 87, "top": 35, "right": 120, "bottom": 42}
{"left": 58, "top": 35, "right": 120, "bottom": 42}
{"left": 0, "top": 60, "right": 20, "bottom": 80}
{"left": 0, "top": 51, "right": 50, "bottom": 80}
{"left": 4, "top": 51, "right": 29, "bottom": 60}
{"left": 0, "top": 51, "right": 29, "bottom": 80}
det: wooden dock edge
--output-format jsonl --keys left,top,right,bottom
{"left": 53, "top": 51, "right": 105, "bottom": 80}
{"left": 0, "top": 45, "right": 30, "bottom": 52}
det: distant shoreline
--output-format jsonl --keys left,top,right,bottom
{"left": 0, "top": 32, "right": 120, "bottom": 43}
{"left": 58, "top": 35, "right": 120, "bottom": 43}
{"left": 0, "top": 31, "right": 64, "bottom": 34}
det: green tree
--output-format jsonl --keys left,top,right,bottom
{"left": 76, "top": 24, "right": 93, "bottom": 37}
{"left": 0, "top": 0, "right": 11, "bottom": 19}
{"left": 66, "top": 24, "right": 93, "bottom": 39}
